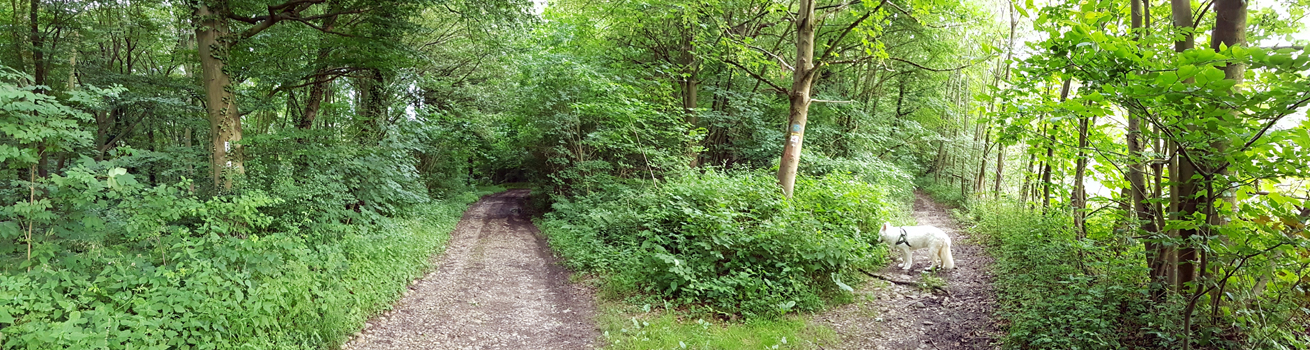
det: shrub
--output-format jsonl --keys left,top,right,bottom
{"left": 970, "top": 199, "right": 1157, "bottom": 349}
{"left": 540, "top": 170, "right": 906, "bottom": 318}
{"left": 242, "top": 129, "right": 432, "bottom": 238}
{"left": 0, "top": 164, "right": 488, "bottom": 349}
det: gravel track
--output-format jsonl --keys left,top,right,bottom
{"left": 814, "top": 191, "right": 1001, "bottom": 349}
{"left": 345, "top": 189, "right": 599, "bottom": 350}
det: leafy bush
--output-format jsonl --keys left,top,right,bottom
{"left": 969, "top": 199, "right": 1162, "bottom": 349}
{"left": 512, "top": 53, "right": 696, "bottom": 195}
{"left": 540, "top": 170, "right": 906, "bottom": 318}
{"left": 0, "top": 162, "right": 488, "bottom": 349}
{"left": 242, "top": 128, "right": 432, "bottom": 237}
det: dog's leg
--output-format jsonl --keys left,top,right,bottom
{"left": 901, "top": 247, "right": 913, "bottom": 270}
{"left": 925, "top": 243, "right": 939, "bottom": 271}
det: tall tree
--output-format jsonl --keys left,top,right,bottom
{"left": 191, "top": 0, "right": 388, "bottom": 188}
{"left": 1170, "top": 0, "right": 1199, "bottom": 292}
{"left": 776, "top": 0, "right": 817, "bottom": 198}
{"left": 194, "top": 1, "right": 239, "bottom": 189}
{"left": 1127, "top": 0, "right": 1167, "bottom": 299}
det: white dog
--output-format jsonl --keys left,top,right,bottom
{"left": 878, "top": 222, "right": 955, "bottom": 271}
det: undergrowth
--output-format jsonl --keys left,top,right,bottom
{"left": 539, "top": 167, "right": 910, "bottom": 319}
{"left": 942, "top": 190, "right": 1310, "bottom": 349}
{"left": 0, "top": 180, "right": 494, "bottom": 349}
{"left": 967, "top": 199, "right": 1153, "bottom": 349}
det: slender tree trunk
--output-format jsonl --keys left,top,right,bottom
{"left": 1073, "top": 114, "right": 1091, "bottom": 238}
{"left": 195, "top": 1, "right": 242, "bottom": 189}
{"left": 357, "top": 68, "right": 387, "bottom": 143}
{"left": 29, "top": 0, "right": 44, "bottom": 90}
{"left": 1130, "top": 0, "right": 1168, "bottom": 299}
{"left": 976, "top": 128, "right": 990, "bottom": 194}
{"left": 10, "top": 0, "right": 24, "bottom": 74}
{"left": 777, "top": 0, "right": 816, "bottom": 199}
{"left": 1020, "top": 148, "right": 1035, "bottom": 203}
{"left": 1043, "top": 78, "right": 1072, "bottom": 208}
{"left": 1172, "top": 0, "right": 1199, "bottom": 293}
{"left": 65, "top": 31, "right": 77, "bottom": 89}
{"left": 300, "top": 5, "right": 338, "bottom": 129}
{"left": 990, "top": 0, "right": 1016, "bottom": 197}
{"left": 1181, "top": 3, "right": 1246, "bottom": 346}
{"left": 994, "top": 144, "right": 1004, "bottom": 194}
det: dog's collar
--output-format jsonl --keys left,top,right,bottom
{"left": 895, "top": 228, "right": 910, "bottom": 246}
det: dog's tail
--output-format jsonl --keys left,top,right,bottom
{"left": 939, "top": 242, "right": 956, "bottom": 269}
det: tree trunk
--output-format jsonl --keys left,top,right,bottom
{"left": 777, "top": 0, "right": 816, "bottom": 199}
{"left": 1042, "top": 78, "right": 1072, "bottom": 209}
{"left": 975, "top": 128, "right": 990, "bottom": 195}
{"left": 300, "top": 6, "right": 339, "bottom": 129}
{"left": 29, "top": 0, "right": 44, "bottom": 90}
{"left": 195, "top": 1, "right": 242, "bottom": 190}
{"left": 994, "top": 144, "right": 1004, "bottom": 194}
{"left": 66, "top": 34, "right": 76, "bottom": 90}
{"left": 1182, "top": 2, "right": 1246, "bottom": 344}
{"left": 1073, "top": 114, "right": 1091, "bottom": 239}
{"left": 1130, "top": 0, "right": 1168, "bottom": 299}
{"left": 357, "top": 68, "right": 387, "bottom": 143}
{"left": 1020, "top": 148, "right": 1035, "bottom": 203}
{"left": 10, "top": 0, "right": 24, "bottom": 74}
{"left": 1172, "top": 0, "right": 1199, "bottom": 293}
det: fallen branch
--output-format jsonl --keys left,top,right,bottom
{"left": 857, "top": 268, "right": 951, "bottom": 295}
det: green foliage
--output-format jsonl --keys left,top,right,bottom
{"left": 0, "top": 165, "right": 487, "bottom": 349}
{"left": 242, "top": 128, "right": 431, "bottom": 235}
{"left": 599, "top": 305, "right": 832, "bottom": 350}
{"left": 541, "top": 170, "right": 906, "bottom": 318}
{"left": 0, "top": 68, "right": 113, "bottom": 169}
{"left": 916, "top": 178, "right": 968, "bottom": 209}
{"left": 965, "top": 197, "right": 1310, "bottom": 349}
{"left": 970, "top": 199, "right": 1154, "bottom": 349}
{"left": 512, "top": 51, "right": 695, "bottom": 195}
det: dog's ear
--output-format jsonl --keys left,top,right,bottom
{"left": 881, "top": 222, "right": 891, "bottom": 232}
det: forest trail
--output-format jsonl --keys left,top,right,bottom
{"left": 815, "top": 192, "right": 1001, "bottom": 350}
{"left": 345, "top": 189, "right": 599, "bottom": 350}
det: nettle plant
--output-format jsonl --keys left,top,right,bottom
{"left": 542, "top": 170, "right": 903, "bottom": 318}
{"left": 1, "top": 68, "right": 122, "bottom": 269}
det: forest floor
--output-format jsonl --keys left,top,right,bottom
{"left": 344, "top": 189, "right": 600, "bottom": 350}
{"left": 813, "top": 191, "right": 1002, "bottom": 350}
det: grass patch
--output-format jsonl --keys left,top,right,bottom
{"left": 597, "top": 301, "right": 835, "bottom": 350}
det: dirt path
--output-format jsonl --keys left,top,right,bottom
{"left": 814, "top": 191, "right": 1001, "bottom": 350}
{"left": 345, "top": 189, "right": 599, "bottom": 350}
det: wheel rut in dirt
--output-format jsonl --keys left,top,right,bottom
{"left": 346, "top": 189, "right": 599, "bottom": 350}
{"left": 815, "top": 191, "right": 1000, "bottom": 349}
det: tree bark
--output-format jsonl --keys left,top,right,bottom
{"left": 10, "top": 0, "right": 23, "bottom": 74}
{"left": 994, "top": 144, "right": 1004, "bottom": 194}
{"left": 976, "top": 128, "right": 991, "bottom": 194}
{"left": 1042, "top": 78, "right": 1072, "bottom": 209}
{"left": 300, "top": 5, "right": 340, "bottom": 129}
{"left": 1130, "top": 0, "right": 1168, "bottom": 299}
{"left": 1182, "top": 3, "right": 1246, "bottom": 344}
{"left": 1172, "top": 0, "right": 1199, "bottom": 293}
{"left": 1073, "top": 114, "right": 1091, "bottom": 239}
{"left": 29, "top": 0, "right": 44, "bottom": 90}
{"left": 777, "top": 0, "right": 816, "bottom": 199}
{"left": 1020, "top": 148, "right": 1035, "bottom": 203}
{"left": 195, "top": 1, "right": 242, "bottom": 190}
